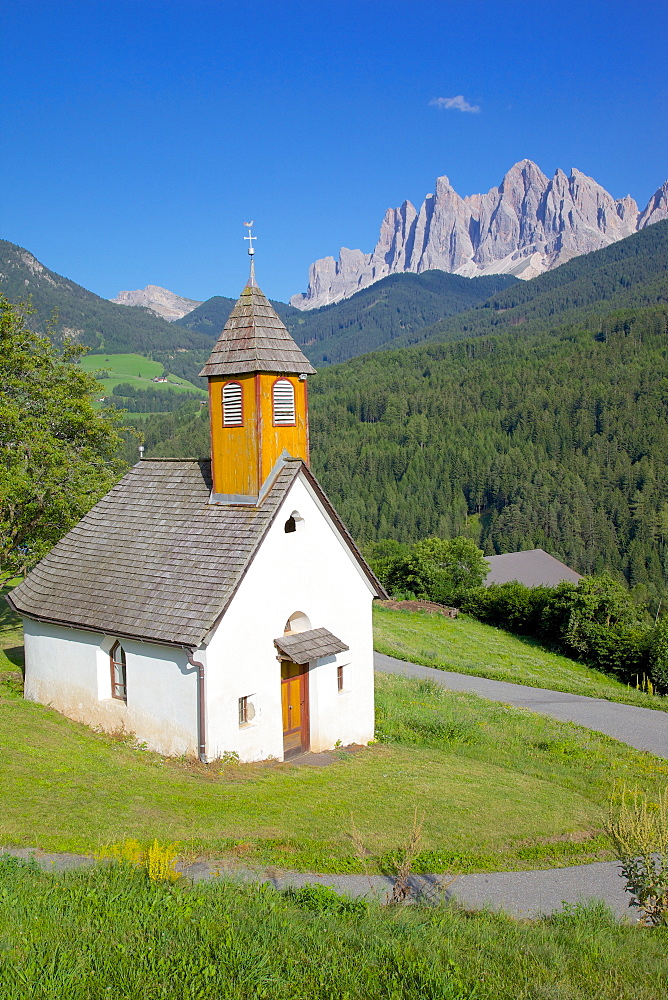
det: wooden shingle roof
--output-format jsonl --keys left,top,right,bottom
{"left": 199, "top": 280, "right": 316, "bottom": 377}
{"left": 8, "top": 459, "right": 301, "bottom": 648}
{"left": 274, "top": 628, "right": 349, "bottom": 664}
{"left": 8, "top": 458, "right": 386, "bottom": 648}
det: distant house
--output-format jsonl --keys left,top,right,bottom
{"left": 152, "top": 376, "right": 169, "bottom": 383}
{"left": 484, "top": 549, "right": 581, "bottom": 588}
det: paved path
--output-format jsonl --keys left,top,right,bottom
{"left": 374, "top": 652, "right": 668, "bottom": 758}
{"left": 6, "top": 659, "right": 662, "bottom": 922}
{"left": 2, "top": 847, "right": 633, "bottom": 920}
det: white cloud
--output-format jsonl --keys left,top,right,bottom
{"left": 429, "top": 95, "right": 480, "bottom": 114}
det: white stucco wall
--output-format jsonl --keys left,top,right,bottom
{"left": 21, "top": 470, "right": 377, "bottom": 762}
{"left": 203, "top": 472, "right": 376, "bottom": 762}
{"left": 23, "top": 620, "right": 198, "bottom": 756}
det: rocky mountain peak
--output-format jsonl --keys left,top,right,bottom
{"left": 290, "top": 163, "right": 668, "bottom": 310}
{"left": 111, "top": 284, "right": 202, "bottom": 322}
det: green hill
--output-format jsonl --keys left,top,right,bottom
{"left": 137, "top": 294, "right": 668, "bottom": 595}
{"left": 0, "top": 240, "right": 211, "bottom": 354}
{"left": 382, "top": 220, "right": 668, "bottom": 351}
{"left": 178, "top": 269, "right": 518, "bottom": 365}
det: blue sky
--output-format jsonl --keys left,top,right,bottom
{"left": 1, "top": 0, "right": 666, "bottom": 304}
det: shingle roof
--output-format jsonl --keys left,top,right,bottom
{"left": 199, "top": 279, "right": 316, "bottom": 377}
{"left": 8, "top": 459, "right": 386, "bottom": 648}
{"left": 274, "top": 628, "right": 349, "bottom": 664}
{"left": 484, "top": 549, "right": 582, "bottom": 588}
{"left": 8, "top": 459, "right": 300, "bottom": 648}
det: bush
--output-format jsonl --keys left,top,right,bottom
{"left": 462, "top": 574, "right": 652, "bottom": 682}
{"left": 649, "top": 616, "right": 668, "bottom": 693}
{"left": 385, "top": 536, "right": 488, "bottom": 604}
{"left": 606, "top": 787, "right": 668, "bottom": 926}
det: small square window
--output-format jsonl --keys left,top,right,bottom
{"left": 238, "top": 695, "right": 256, "bottom": 726}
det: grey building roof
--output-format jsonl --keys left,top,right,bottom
{"left": 484, "top": 549, "right": 582, "bottom": 588}
{"left": 199, "top": 277, "right": 316, "bottom": 378}
{"left": 8, "top": 459, "right": 385, "bottom": 648}
{"left": 273, "top": 627, "right": 349, "bottom": 664}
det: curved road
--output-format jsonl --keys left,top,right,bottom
{"left": 5, "top": 662, "right": 665, "bottom": 920}
{"left": 374, "top": 651, "right": 668, "bottom": 758}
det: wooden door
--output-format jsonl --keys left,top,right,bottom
{"left": 281, "top": 661, "right": 309, "bottom": 757}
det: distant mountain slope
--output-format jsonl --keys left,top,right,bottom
{"left": 111, "top": 285, "right": 202, "bottom": 321}
{"left": 382, "top": 219, "right": 668, "bottom": 351}
{"left": 0, "top": 241, "right": 211, "bottom": 353}
{"left": 292, "top": 160, "right": 668, "bottom": 309}
{"left": 178, "top": 270, "right": 518, "bottom": 366}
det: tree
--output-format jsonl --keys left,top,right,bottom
{"left": 563, "top": 573, "right": 651, "bottom": 679}
{"left": 0, "top": 297, "right": 126, "bottom": 580}
{"left": 386, "top": 536, "right": 489, "bottom": 604}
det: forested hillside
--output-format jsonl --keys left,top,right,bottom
{"left": 0, "top": 241, "right": 211, "bottom": 353}
{"left": 133, "top": 301, "right": 668, "bottom": 597}
{"left": 383, "top": 220, "right": 668, "bottom": 350}
{"left": 178, "top": 270, "right": 517, "bottom": 365}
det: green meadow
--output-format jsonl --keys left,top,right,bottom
{"left": 1, "top": 859, "right": 666, "bottom": 1000}
{"left": 79, "top": 352, "right": 206, "bottom": 408}
{"left": 373, "top": 604, "right": 668, "bottom": 712}
{"left": 2, "top": 587, "right": 667, "bottom": 873}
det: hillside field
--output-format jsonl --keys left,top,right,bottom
{"left": 79, "top": 353, "right": 207, "bottom": 410}
{"left": 373, "top": 605, "right": 668, "bottom": 711}
{"left": 2, "top": 589, "right": 666, "bottom": 874}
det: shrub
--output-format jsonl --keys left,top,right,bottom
{"left": 649, "top": 616, "right": 668, "bottom": 693}
{"left": 96, "top": 839, "right": 181, "bottom": 883}
{"left": 386, "top": 536, "right": 488, "bottom": 604}
{"left": 281, "top": 882, "right": 367, "bottom": 915}
{"left": 606, "top": 787, "right": 668, "bottom": 926}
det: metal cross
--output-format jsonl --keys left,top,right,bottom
{"left": 243, "top": 221, "right": 257, "bottom": 256}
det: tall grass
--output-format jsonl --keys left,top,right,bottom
{"left": 0, "top": 857, "right": 666, "bottom": 999}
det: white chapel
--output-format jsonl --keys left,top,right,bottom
{"left": 8, "top": 249, "right": 386, "bottom": 762}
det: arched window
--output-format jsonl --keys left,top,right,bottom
{"left": 284, "top": 611, "right": 311, "bottom": 634}
{"left": 284, "top": 510, "right": 304, "bottom": 533}
{"left": 110, "top": 642, "right": 127, "bottom": 702}
{"left": 222, "top": 382, "right": 243, "bottom": 426}
{"left": 272, "top": 379, "right": 295, "bottom": 425}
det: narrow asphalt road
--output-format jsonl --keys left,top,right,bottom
{"left": 374, "top": 651, "right": 668, "bottom": 758}
{"left": 2, "top": 848, "right": 633, "bottom": 921}
{"left": 4, "top": 658, "right": 661, "bottom": 922}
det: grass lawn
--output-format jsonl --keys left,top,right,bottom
{"left": 3, "top": 587, "right": 666, "bottom": 873}
{"left": 79, "top": 352, "right": 206, "bottom": 410}
{"left": 374, "top": 604, "right": 668, "bottom": 712}
{"left": 1, "top": 861, "right": 666, "bottom": 1000}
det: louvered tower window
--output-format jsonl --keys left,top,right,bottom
{"left": 222, "top": 382, "right": 243, "bottom": 426}
{"left": 273, "top": 379, "right": 295, "bottom": 425}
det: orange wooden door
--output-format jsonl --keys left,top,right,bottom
{"left": 281, "top": 661, "right": 309, "bottom": 757}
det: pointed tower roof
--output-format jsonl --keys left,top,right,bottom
{"left": 199, "top": 269, "right": 316, "bottom": 378}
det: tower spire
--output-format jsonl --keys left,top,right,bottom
{"left": 200, "top": 232, "right": 316, "bottom": 503}
{"left": 244, "top": 221, "right": 257, "bottom": 286}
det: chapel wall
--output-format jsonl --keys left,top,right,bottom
{"left": 22, "top": 620, "right": 198, "bottom": 756}
{"left": 203, "top": 475, "right": 375, "bottom": 762}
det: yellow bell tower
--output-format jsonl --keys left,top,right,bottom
{"left": 199, "top": 230, "right": 316, "bottom": 503}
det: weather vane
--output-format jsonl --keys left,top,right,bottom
{"left": 243, "top": 221, "right": 256, "bottom": 256}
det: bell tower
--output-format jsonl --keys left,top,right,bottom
{"left": 199, "top": 227, "right": 316, "bottom": 503}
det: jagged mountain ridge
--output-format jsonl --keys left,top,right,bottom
{"left": 291, "top": 160, "right": 668, "bottom": 310}
{"left": 111, "top": 285, "right": 203, "bottom": 321}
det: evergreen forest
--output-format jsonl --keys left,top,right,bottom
{"left": 177, "top": 270, "right": 518, "bottom": 365}
{"left": 132, "top": 299, "right": 668, "bottom": 599}
{"left": 4, "top": 221, "right": 668, "bottom": 601}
